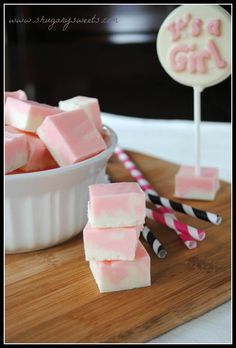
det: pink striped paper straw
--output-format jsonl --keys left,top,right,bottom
{"left": 146, "top": 208, "right": 205, "bottom": 242}
{"left": 115, "top": 146, "right": 204, "bottom": 249}
{"left": 145, "top": 209, "right": 197, "bottom": 249}
{"left": 146, "top": 209, "right": 197, "bottom": 250}
{"left": 115, "top": 146, "right": 170, "bottom": 213}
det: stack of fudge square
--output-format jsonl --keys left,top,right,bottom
{"left": 83, "top": 182, "right": 151, "bottom": 293}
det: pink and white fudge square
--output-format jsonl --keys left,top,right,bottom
{"left": 37, "top": 109, "right": 107, "bottom": 167}
{"left": 89, "top": 241, "right": 151, "bottom": 293}
{"left": 4, "top": 90, "right": 27, "bottom": 104}
{"left": 5, "top": 125, "right": 29, "bottom": 173}
{"left": 5, "top": 97, "right": 61, "bottom": 133}
{"left": 83, "top": 222, "right": 142, "bottom": 261}
{"left": 58, "top": 96, "right": 103, "bottom": 134}
{"left": 174, "top": 166, "right": 220, "bottom": 201}
{"left": 20, "top": 133, "right": 58, "bottom": 172}
{"left": 88, "top": 182, "right": 146, "bottom": 228}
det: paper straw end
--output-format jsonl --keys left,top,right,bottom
{"left": 158, "top": 248, "right": 168, "bottom": 259}
{"left": 186, "top": 240, "right": 198, "bottom": 249}
{"left": 199, "top": 231, "right": 206, "bottom": 241}
{"left": 216, "top": 215, "right": 222, "bottom": 225}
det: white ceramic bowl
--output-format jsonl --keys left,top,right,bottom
{"left": 5, "top": 126, "right": 118, "bottom": 254}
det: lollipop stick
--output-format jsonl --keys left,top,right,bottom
{"left": 194, "top": 86, "right": 203, "bottom": 176}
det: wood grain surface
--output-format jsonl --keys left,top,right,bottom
{"left": 5, "top": 151, "right": 231, "bottom": 343}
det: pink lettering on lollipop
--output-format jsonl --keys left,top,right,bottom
{"left": 167, "top": 13, "right": 192, "bottom": 41}
{"left": 192, "top": 19, "right": 202, "bottom": 37}
{"left": 169, "top": 40, "right": 227, "bottom": 73}
{"left": 207, "top": 19, "right": 221, "bottom": 36}
{"left": 189, "top": 51, "right": 210, "bottom": 73}
{"left": 169, "top": 43, "right": 195, "bottom": 71}
{"left": 207, "top": 39, "right": 227, "bottom": 68}
{"left": 167, "top": 14, "right": 222, "bottom": 40}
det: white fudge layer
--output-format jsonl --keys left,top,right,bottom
{"left": 175, "top": 189, "right": 218, "bottom": 201}
{"left": 88, "top": 202, "right": 145, "bottom": 228}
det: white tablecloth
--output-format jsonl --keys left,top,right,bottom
{"left": 102, "top": 112, "right": 232, "bottom": 344}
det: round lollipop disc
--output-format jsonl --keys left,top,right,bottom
{"left": 157, "top": 5, "right": 231, "bottom": 89}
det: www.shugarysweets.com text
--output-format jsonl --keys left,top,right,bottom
{"left": 8, "top": 14, "right": 119, "bottom": 31}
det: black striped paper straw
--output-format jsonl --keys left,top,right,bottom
{"left": 142, "top": 224, "right": 167, "bottom": 259}
{"left": 146, "top": 192, "right": 222, "bottom": 226}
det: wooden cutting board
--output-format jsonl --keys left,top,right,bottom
{"left": 5, "top": 151, "right": 231, "bottom": 343}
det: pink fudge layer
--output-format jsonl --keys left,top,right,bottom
{"left": 20, "top": 133, "right": 58, "bottom": 172}
{"left": 174, "top": 166, "right": 220, "bottom": 201}
{"left": 5, "top": 97, "right": 61, "bottom": 133}
{"left": 88, "top": 182, "right": 146, "bottom": 228}
{"left": 37, "top": 109, "right": 107, "bottom": 167}
{"left": 59, "top": 96, "right": 103, "bottom": 134}
{"left": 4, "top": 90, "right": 27, "bottom": 104}
{"left": 89, "top": 241, "right": 151, "bottom": 293}
{"left": 5, "top": 126, "right": 28, "bottom": 173}
{"left": 83, "top": 222, "right": 142, "bottom": 261}
{"left": 7, "top": 169, "right": 25, "bottom": 174}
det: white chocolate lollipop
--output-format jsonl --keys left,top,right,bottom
{"left": 157, "top": 5, "right": 231, "bottom": 89}
{"left": 156, "top": 5, "right": 231, "bottom": 200}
